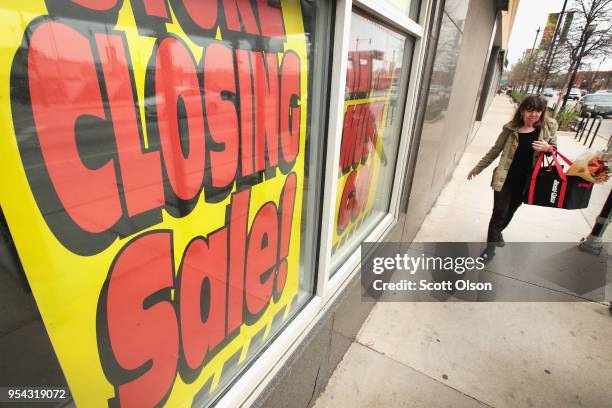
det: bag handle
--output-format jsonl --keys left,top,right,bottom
{"left": 536, "top": 150, "right": 566, "bottom": 180}
{"left": 549, "top": 150, "right": 567, "bottom": 182}
{"left": 550, "top": 147, "right": 573, "bottom": 166}
{"left": 528, "top": 151, "right": 568, "bottom": 207}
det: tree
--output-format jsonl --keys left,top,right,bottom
{"left": 506, "top": 50, "right": 547, "bottom": 92}
{"left": 553, "top": 0, "right": 612, "bottom": 117}
{"left": 507, "top": 59, "right": 530, "bottom": 89}
{"left": 522, "top": 49, "right": 546, "bottom": 92}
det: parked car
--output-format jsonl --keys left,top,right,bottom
{"left": 568, "top": 88, "right": 582, "bottom": 100}
{"left": 594, "top": 89, "right": 612, "bottom": 95}
{"left": 579, "top": 93, "right": 612, "bottom": 117}
{"left": 543, "top": 88, "right": 555, "bottom": 97}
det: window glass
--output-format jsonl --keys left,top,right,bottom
{"left": 383, "top": 0, "right": 422, "bottom": 22}
{"left": 0, "top": 1, "right": 329, "bottom": 406}
{"left": 331, "top": 12, "right": 413, "bottom": 271}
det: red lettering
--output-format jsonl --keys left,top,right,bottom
{"left": 279, "top": 51, "right": 300, "bottom": 167}
{"left": 337, "top": 171, "right": 356, "bottom": 234}
{"left": 70, "top": 0, "right": 118, "bottom": 9}
{"left": 353, "top": 105, "right": 367, "bottom": 167}
{"left": 155, "top": 36, "right": 206, "bottom": 201}
{"left": 168, "top": 0, "right": 218, "bottom": 46}
{"left": 363, "top": 107, "right": 378, "bottom": 164}
{"left": 339, "top": 105, "right": 357, "bottom": 172}
{"left": 203, "top": 43, "right": 239, "bottom": 191}
{"left": 227, "top": 189, "right": 249, "bottom": 334}
{"left": 105, "top": 232, "right": 178, "bottom": 407}
{"left": 96, "top": 33, "right": 164, "bottom": 217}
{"left": 253, "top": 51, "right": 280, "bottom": 172}
{"left": 28, "top": 22, "right": 122, "bottom": 233}
{"left": 245, "top": 202, "right": 278, "bottom": 317}
{"left": 175, "top": 0, "right": 217, "bottom": 30}
{"left": 256, "top": 0, "right": 285, "bottom": 39}
{"left": 235, "top": 49, "right": 255, "bottom": 177}
{"left": 274, "top": 172, "right": 296, "bottom": 298}
{"left": 142, "top": 0, "right": 169, "bottom": 17}
{"left": 44, "top": 0, "right": 122, "bottom": 24}
{"left": 222, "top": 0, "right": 260, "bottom": 35}
{"left": 100, "top": 182, "right": 296, "bottom": 401}
{"left": 15, "top": 11, "right": 303, "bottom": 254}
{"left": 353, "top": 164, "right": 372, "bottom": 219}
{"left": 369, "top": 102, "right": 385, "bottom": 147}
{"left": 339, "top": 102, "right": 383, "bottom": 173}
{"left": 179, "top": 231, "right": 227, "bottom": 374}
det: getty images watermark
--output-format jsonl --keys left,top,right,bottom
{"left": 361, "top": 242, "right": 610, "bottom": 302}
{"left": 371, "top": 252, "right": 491, "bottom": 292}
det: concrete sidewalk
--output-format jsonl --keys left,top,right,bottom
{"left": 314, "top": 96, "right": 612, "bottom": 408}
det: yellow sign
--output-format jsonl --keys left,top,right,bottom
{"left": 333, "top": 48, "right": 396, "bottom": 252}
{"left": 0, "top": 0, "right": 309, "bottom": 406}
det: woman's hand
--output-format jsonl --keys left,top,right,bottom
{"left": 467, "top": 170, "right": 477, "bottom": 180}
{"left": 532, "top": 140, "right": 552, "bottom": 153}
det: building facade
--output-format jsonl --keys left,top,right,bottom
{"left": 573, "top": 70, "right": 612, "bottom": 92}
{"left": 0, "top": 0, "right": 515, "bottom": 406}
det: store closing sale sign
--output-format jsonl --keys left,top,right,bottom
{"left": 333, "top": 48, "right": 396, "bottom": 253}
{"left": 0, "top": 0, "right": 309, "bottom": 406}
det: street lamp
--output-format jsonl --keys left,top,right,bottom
{"left": 522, "top": 27, "right": 541, "bottom": 93}
{"left": 591, "top": 58, "right": 605, "bottom": 92}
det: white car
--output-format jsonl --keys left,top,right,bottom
{"left": 543, "top": 88, "right": 555, "bottom": 97}
{"left": 568, "top": 88, "right": 582, "bottom": 100}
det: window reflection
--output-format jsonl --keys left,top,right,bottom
{"left": 331, "top": 12, "right": 413, "bottom": 270}
{"left": 383, "top": 0, "right": 422, "bottom": 22}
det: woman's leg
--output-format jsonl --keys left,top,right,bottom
{"left": 502, "top": 182, "right": 525, "bottom": 231}
{"left": 487, "top": 185, "right": 512, "bottom": 244}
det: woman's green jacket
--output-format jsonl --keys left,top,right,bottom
{"left": 471, "top": 118, "right": 558, "bottom": 191}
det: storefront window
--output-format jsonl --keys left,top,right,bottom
{"left": 384, "top": 0, "right": 422, "bottom": 22}
{"left": 0, "top": 0, "right": 329, "bottom": 406}
{"left": 331, "top": 12, "right": 413, "bottom": 272}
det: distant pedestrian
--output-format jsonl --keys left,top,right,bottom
{"left": 467, "top": 95, "right": 558, "bottom": 262}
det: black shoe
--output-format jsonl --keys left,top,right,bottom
{"left": 495, "top": 233, "right": 505, "bottom": 247}
{"left": 480, "top": 247, "right": 495, "bottom": 264}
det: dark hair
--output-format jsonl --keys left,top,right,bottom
{"left": 511, "top": 95, "right": 548, "bottom": 128}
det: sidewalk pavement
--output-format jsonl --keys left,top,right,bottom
{"left": 313, "top": 96, "right": 612, "bottom": 408}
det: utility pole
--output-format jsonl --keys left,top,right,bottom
{"left": 537, "top": 0, "right": 569, "bottom": 93}
{"left": 523, "top": 27, "right": 541, "bottom": 93}
{"left": 579, "top": 187, "right": 612, "bottom": 314}
{"left": 590, "top": 58, "right": 605, "bottom": 91}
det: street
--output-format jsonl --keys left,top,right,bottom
{"left": 597, "top": 116, "right": 612, "bottom": 140}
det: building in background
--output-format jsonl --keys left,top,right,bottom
{"left": 573, "top": 70, "right": 612, "bottom": 92}
{"left": 0, "top": 0, "right": 519, "bottom": 407}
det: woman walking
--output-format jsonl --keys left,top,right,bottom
{"left": 467, "top": 95, "right": 558, "bottom": 262}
